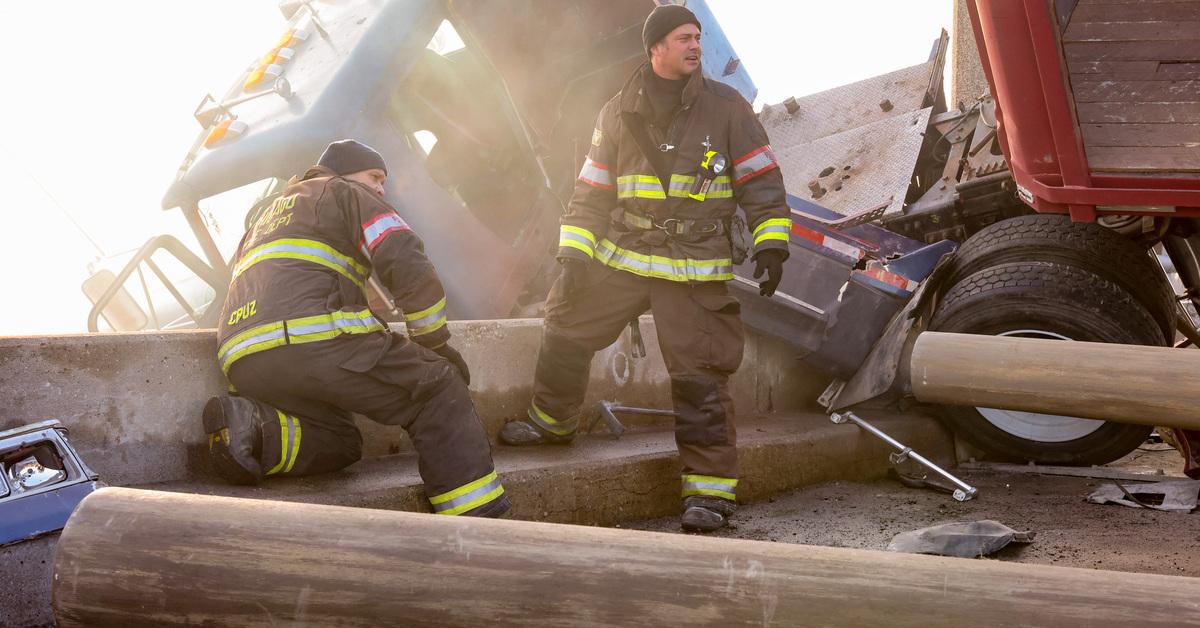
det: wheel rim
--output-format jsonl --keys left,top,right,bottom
{"left": 975, "top": 329, "right": 1106, "bottom": 442}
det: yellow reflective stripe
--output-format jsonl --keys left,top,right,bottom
{"left": 595, "top": 239, "right": 734, "bottom": 282}
{"left": 218, "top": 323, "right": 287, "bottom": 374}
{"left": 561, "top": 225, "right": 597, "bottom": 246}
{"left": 404, "top": 297, "right": 445, "bottom": 323}
{"left": 617, "top": 174, "right": 666, "bottom": 200}
{"left": 404, "top": 297, "right": 447, "bottom": 337}
{"left": 429, "top": 470, "right": 506, "bottom": 515}
{"left": 285, "top": 419, "right": 301, "bottom": 473}
{"left": 684, "top": 474, "right": 738, "bottom": 487}
{"left": 528, "top": 401, "right": 576, "bottom": 436}
{"left": 559, "top": 225, "right": 597, "bottom": 258}
{"left": 753, "top": 218, "right": 792, "bottom": 246}
{"left": 427, "top": 471, "right": 496, "bottom": 505}
{"left": 233, "top": 238, "right": 370, "bottom": 288}
{"left": 218, "top": 309, "right": 384, "bottom": 373}
{"left": 681, "top": 474, "right": 738, "bottom": 500}
{"left": 266, "top": 411, "right": 300, "bottom": 476}
{"left": 667, "top": 174, "right": 734, "bottom": 199}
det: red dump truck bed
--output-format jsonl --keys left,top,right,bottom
{"left": 967, "top": 0, "right": 1200, "bottom": 220}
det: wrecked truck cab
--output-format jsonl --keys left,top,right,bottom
{"left": 158, "top": 1, "right": 558, "bottom": 324}
{"left": 85, "top": 0, "right": 758, "bottom": 332}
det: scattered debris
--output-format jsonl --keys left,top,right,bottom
{"left": 887, "top": 520, "right": 1034, "bottom": 558}
{"left": 959, "top": 461, "right": 1172, "bottom": 482}
{"left": 1086, "top": 480, "right": 1200, "bottom": 513}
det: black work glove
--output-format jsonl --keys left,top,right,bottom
{"left": 752, "top": 249, "right": 786, "bottom": 297}
{"left": 433, "top": 344, "right": 471, "bottom": 386}
{"left": 559, "top": 258, "right": 588, "bottom": 300}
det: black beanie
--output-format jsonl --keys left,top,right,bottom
{"left": 317, "top": 139, "right": 388, "bottom": 176}
{"left": 642, "top": 4, "right": 701, "bottom": 56}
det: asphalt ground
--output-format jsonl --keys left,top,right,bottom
{"left": 631, "top": 443, "right": 1200, "bottom": 576}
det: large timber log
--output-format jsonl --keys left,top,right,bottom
{"left": 910, "top": 331, "right": 1200, "bottom": 430}
{"left": 53, "top": 488, "right": 1200, "bottom": 627}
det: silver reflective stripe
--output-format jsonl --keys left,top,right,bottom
{"left": 560, "top": 230, "right": 596, "bottom": 250}
{"left": 733, "top": 147, "right": 777, "bottom": 183}
{"left": 529, "top": 402, "right": 576, "bottom": 436}
{"left": 595, "top": 241, "right": 733, "bottom": 281}
{"left": 683, "top": 479, "right": 736, "bottom": 493}
{"left": 362, "top": 213, "right": 409, "bottom": 250}
{"left": 431, "top": 475, "right": 505, "bottom": 514}
{"left": 406, "top": 307, "right": 445, "bottom": 332}
{"left": 234, "top": 241, "right": 368, "bottom": 285}
{"left": 617, "top": 176, "right": 666, "bottom": 199}
{"left": 754, "top": 224, "right": 790, "bottom": 238}
{"left": 667, "top": 175, "right": 732, "bottom": 198}
{"left": 578, "top": 157, "right": 613, "bottom": 188}
{"left": 288, "top": 314, "right": 380, "bottom": 339}
{"left": 218, "top": 326, "right": 286, "bottom": 369}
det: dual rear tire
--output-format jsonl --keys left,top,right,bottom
{"left": 929, "top": 215, "right": 1171, "bottom": 465}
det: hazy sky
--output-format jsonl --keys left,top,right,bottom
{"left": 0, "top": 1, "right": 951, "bottom": 335}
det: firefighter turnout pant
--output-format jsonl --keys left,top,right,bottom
{"left": 531, "top": 261, "right": 744, "bottom": 503}
{"left": 227, "top": 331, "right": 507, "bottom": 516}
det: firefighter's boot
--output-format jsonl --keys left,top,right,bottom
{"left": 203, "top": 396, "right": 265, "bottom": 485}
{"left": 680, "top": 495, "right": 737, "bottom": 533}
{"left": 498, "top": 414, "right": 576, "bottom": 446}
{"left": 501, "top": 327, "right": 590, "bottom": 446}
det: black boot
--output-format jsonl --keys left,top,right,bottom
{"left": 203, "top": 396, "right": 264, "bottom": 485}
{"left": 680, "top": 496, "right": 737, "bottom": 533}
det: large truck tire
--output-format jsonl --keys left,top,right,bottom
{"left": 928, "top": 261, "right": 1166, "bottom": 465}
{"left": 945, "top": 214, "right": 1176, "bottom": 341}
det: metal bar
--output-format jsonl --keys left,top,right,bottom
{"left": 134, "top": 265, "right": 160, "bottom": 330}
{"left": 87, "top": 235, "right": 226, "bottom": 332}
{"left": 830, "top": 410, "right": 977, "bottom": 501}
{"left": 144, "top": 258, "right": 199, "bottom": 326}
{"left": 181, "top": 203, "right": 229, "bottom": 275}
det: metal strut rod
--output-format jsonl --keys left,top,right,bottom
{"left": 830, "top": 410, "right": 978, "bottom": 501}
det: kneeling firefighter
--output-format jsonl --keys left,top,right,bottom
{"left": 205, "top": 139, "right": 509, "bottom": 518}
{"left": 499, "top": 6, "right": 791, "bottom": 531}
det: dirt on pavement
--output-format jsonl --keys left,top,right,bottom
{"left": 631, "top": 444, "right": 1200, "bottom": 576}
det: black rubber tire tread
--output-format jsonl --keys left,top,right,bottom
{"left": 946, "top": 214, "right": 1176, "bottom": 341}
{"left": 929, "top": 261, "right": 1165, "bottom": 466}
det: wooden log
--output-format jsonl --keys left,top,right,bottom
{"left": 911, "top": 332, "right": 1200, "bottom": 429}
{"left": 52, "top": 488, "right": 1200, "bottom": 627}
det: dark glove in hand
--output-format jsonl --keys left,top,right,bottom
{"left": 559, "top": 258, "right": 588, "bottom": 299}
{"left": 433, "top": 344, "right": 471, "bottom": 386}
{"left": 752, "top": 249, "right": 786, "bottom": 297}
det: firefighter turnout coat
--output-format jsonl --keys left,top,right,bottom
{"left": 213, "top": 166, "right": 506, "bottom": 516}
{"left": 557, "top": 63, "right": 791, "bottom": 277}
{"left": 217, "top": 165, "right": 449, "bottom": 371}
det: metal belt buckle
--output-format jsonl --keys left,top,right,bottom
{"left": 654, "top": 218, "right": 681, "bottom": 235}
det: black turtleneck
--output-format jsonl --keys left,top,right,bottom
{"left": 645, "top": 69, "right": 687, "bottom": 130}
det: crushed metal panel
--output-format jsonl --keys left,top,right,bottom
{"left": 772, "top": 107, "right": 932, "bottom": 218}
{"left": 759, "top": 61, "right": 937, "bottom": 145}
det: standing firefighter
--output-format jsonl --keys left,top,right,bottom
{"left": 499, "top": 6, "right": 790, "bottom": 532}
{"left": 205, "top": 139, "right": 510, "bottom": 518}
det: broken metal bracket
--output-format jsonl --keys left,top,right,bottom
{"left": 831, "top": 410, "right": 977, "bottom": 502}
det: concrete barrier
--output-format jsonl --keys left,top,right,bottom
{"left": 0, "top": 317, "right": 826, "bottom": 487}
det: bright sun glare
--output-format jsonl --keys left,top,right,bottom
{"left": 0, "top": 0, "right": 951, "bottom": 336}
